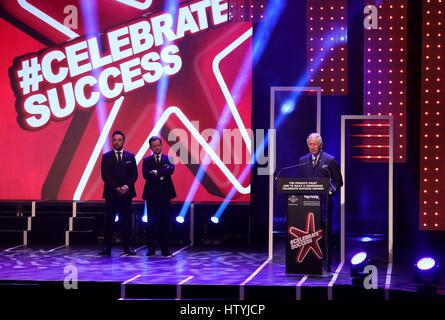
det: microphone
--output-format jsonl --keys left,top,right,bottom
{"left": 274, "top": 162, "right": 309, "bottom": 181}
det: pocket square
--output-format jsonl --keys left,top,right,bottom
{"left": 125, "top": 161, "right": 131, "bottom": 163}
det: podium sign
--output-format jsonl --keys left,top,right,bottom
{"left": 277, "top": 178, "right": 329, "bottom": 274}
{"left": 277, "top": 179, "right": 329, "bottom": 194}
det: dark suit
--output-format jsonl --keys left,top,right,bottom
{"left": 101, "top": 150, "right": 138, "bottom": 250}
{"left": 142, "top": 153, "right": 176, "bottom": 253}
{"left": 298, "top": 150, "right": 343, "bottom": 194}
{"left": 298, "top": 150, "right": 343, "bottom": 270}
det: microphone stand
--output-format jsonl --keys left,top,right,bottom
{"left": 274, "top": 162, "right": 309, "bottom": 182}
{"left": 322, "top": 164, "right": 336, "bottom": 195}
{"left": 321, "top": 164, "right": 335, "bottom": 273}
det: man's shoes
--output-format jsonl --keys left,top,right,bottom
{"left": 161, "top": 250, "right": 172, "bottom": 257}
{"left": 98, "top": 248, "right": 111, "bottom": 256}
{"left": 146, "top": 248, "right": 156, "bottom": 256}
{"left": 123, "top": 247, "right": 136, "bottom": 255}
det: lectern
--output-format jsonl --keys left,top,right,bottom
{"left": 277, "top": 178, "right": 329, "bottom": 274}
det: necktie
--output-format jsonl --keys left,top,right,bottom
{"left": 117, "top": 151, "right": 122, "bottom": 162}
{"left": 156, "top": 155, "right": 160, "bottom": 164}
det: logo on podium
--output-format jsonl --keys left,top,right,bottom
{"left": 288, "top": 212, "right": 324, "bottom": 263}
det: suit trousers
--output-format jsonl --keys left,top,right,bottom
{"left": 146, "top": 199, "right": 171, "bottom": 251}
{"left": 104, "top": 196, "right": 133, "bottom": 249}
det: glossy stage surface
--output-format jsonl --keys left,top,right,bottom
{"left": 1, "top": 241, "right": 444, "bottom": 301}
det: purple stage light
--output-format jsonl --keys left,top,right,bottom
{"left": 351, "top": 252, "right": 367, "bottom": 265}
{"left": 416, "top": 257, "right": 436, "bottom": 271}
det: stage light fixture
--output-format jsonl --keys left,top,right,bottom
{"left": 350, "top": 252, "right": 368, "bottom": 274}
{"left": 413, "top": 257, "right": 440, "bottom": 294}
{"left": 280, "top": 100, "right": 295, "bottom": 115}
{"left": 360, "top": 236, "right": 373, "bottom": 242}
{"left": 350, "top": 252, "right": 372, "bottom": 285}
{"left": 211, "top": 216, "right": 219, "bottom": 224}
{"left": 176, "top": 216, "right": 185, "bottom": 224}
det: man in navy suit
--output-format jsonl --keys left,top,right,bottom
{"left": 298, "top": 133, "right": 343, "bottom": 194}
{"left": 99, "top": 130, "right": 138, "bottom": 256}
{"left": 298, "top": 133, "right": 343, "bottom": 272}
{"left": 142, "top": 136, "right": 176, "bottom": 257}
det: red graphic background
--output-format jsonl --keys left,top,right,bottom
{"left": 0, "top": 0, "right": 251, "bottom": 201}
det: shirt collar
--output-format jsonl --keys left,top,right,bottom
{"left": 312, "top": 151, "right": 321, "bottom": 159}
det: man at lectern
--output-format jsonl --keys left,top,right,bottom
{"left": 298, "top": 133, "right": 343, "bottom": 272}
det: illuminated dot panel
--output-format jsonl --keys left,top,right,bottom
{"left": 229, "top": 0, "right": 266, "bottom": 22}
{"left": 420, "top": 0, "right": 445, "bottom": 230}
{"left": 363, "top": 0, "right": 407, "bottom": 163}
{"left": 306, "top": 0, "right": 348, "bottom": 95}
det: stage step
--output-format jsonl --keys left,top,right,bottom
{"left": 31, "top": 216, "right": 69, "bottom": 231}
{"left": 124, "top": 283, "right": 240, "bottom": 300}
{"left": 0, "top": 203, "right": 32, "bottom": 216}
{"left": 36, "top": 202, "right": 73, "bottom": 213}
{"left": 123, "top": 284, "right": 398, "bottom": 301}
{"left": 0, "top": 212, "right": 31, "bottom": 217}
{"left": 72, "top": 217, "right": 96, "bottom": 231}
{"left": 27, "top": 230, "right": 65, "bottom": 245}
{"left": 68, "top": 230, "right": 96, "bottom": 245}
{"left": 181, "top": 284, "right": 240, "bottom": 300}
{"left": 0, "top": 216, "right": 29, "bottom": 230}
{"left": 0, "top": 230, "right": 25, "bottom": 244}
{"left": 125, "top": 284, "right": 177, "bottom": 299}
{"left": 0, "top": 281, "right": 121, "bottom": 302}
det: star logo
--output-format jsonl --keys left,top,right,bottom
{"left": 288, "top": 212, "right": 324, "bottom": 263}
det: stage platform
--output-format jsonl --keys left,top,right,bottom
{"left": 1, "top": 242, "right": 444, "bottom": 302}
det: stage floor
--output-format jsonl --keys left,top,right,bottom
{"left": 1, "top": 242, "right": 444, "bottom": 301}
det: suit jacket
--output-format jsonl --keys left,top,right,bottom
{"left": 298, "top": 150, "right": 343, "bottom": 195}
{"left": 101, "top": 150, "right": 138, "bottom": 199}
{"left": 142, "top": 153, "right": 176, "bottom": 201}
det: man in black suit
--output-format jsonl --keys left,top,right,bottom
{"left": 99, "top": 130, "right": 138, "bottom": 256}
{"left": 142, "top": 136, "right": 176, "bottom": 257}
{"left": 298, "top": 133, "right": 343, "bottom": 272}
